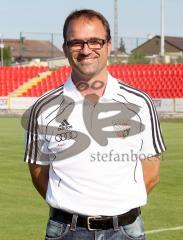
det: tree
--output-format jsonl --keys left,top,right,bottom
{"left": 118, "top": 38, "right": 126, "bottom": 54}
{"left": 0, "top": 47, "right": 12, "bottom": 66}
{"left": 128, "top": 51, "right": 149, "bottom": 64}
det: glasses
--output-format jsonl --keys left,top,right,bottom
{"left": 66, "top": 38, "right": 108, "bottom": 51}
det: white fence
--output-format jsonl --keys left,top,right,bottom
{"left": 0, "top": 97, "right": 183, "bottom": 112}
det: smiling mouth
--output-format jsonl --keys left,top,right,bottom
{"left": 78, "top": 57, "right": 96, "bottom": 64}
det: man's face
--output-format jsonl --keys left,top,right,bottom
{"left": 63, "top": 17, "right": 111, "bottom": 79}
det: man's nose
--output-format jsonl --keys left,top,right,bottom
{"left": 80, "top": 42, "right": 92, "bottom": 54}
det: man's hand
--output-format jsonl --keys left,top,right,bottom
{"left": 28, "top": 164, "right": 49, "bottom": 199}
{"left": 141, "top": 156, "right": 160, "bottom": 194}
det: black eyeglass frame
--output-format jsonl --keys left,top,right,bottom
{"left": 65, "top": 38, "right": 108, "bottom": 51}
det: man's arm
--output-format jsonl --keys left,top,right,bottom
{"left": 28, "top": 164, "right": 49, "bottom": 199}
{"left": 141, "top": 156, "right": 160, "bottom": 194}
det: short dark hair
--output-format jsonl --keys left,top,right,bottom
{"left": 63, "top": 9, "right": 111, "bottom": 44}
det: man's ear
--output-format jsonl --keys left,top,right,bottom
{"left": 63, "top": 43, "right": 68, "bottom": 58}
{"left": 107, "top": 40, "right": 112, "bottom": 57}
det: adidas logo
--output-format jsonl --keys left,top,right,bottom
{"left": 58, "top": 119, "right": 72, "bottom": 131}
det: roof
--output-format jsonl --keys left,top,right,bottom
{"left": 3, "top": 39, "right": 64, "bottom": 59}
{"left": 132, "top": 35, "right": 183, "bottom": 52}
{"left": 165, "top": 36, "right": 183, "bottom": 51}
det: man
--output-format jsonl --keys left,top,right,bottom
{"left": 24, "top": 9, "right": 166, "bottom": 240}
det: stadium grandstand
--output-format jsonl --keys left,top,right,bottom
{"left": 0, "top": 64, "right": 183, "bottom": 114}
{"left": 0, "top": 64, "right": 183, "bottom": 98}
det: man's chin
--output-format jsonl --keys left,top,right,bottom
{"left": 72, "top": 64, "right": 100, "bottom": 79}
{"left": 77, "top": 67, "right": 97, "bottom": 77}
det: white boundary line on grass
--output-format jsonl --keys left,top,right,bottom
{"left": 145, "top": 226, "right": 183, "bottom": 234}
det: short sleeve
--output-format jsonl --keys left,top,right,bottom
{"left": 139, "top": 97, "right": 166, "bottom": 159}
{"left": 23, "top": 105, "right": 50, "bottom": 165}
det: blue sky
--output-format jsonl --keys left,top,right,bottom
{"left": 0, "top": 0, "right": 182, "bottom": 50}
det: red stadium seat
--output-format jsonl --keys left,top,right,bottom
{"left": 1, "top": 65, "right": 183, "bottom": 98}
{"left": 0, "top": 66, "right": 50, "bottom": 96}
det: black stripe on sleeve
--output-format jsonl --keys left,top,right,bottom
{"left": 118, "top": 82, "right": 166, "bottom": 154}
{"left": 24, "top": 85, "right": 64, "bottom": 163}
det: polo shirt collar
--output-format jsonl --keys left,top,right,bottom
{"left": 63, "top": 73, "right": 119, "bottom": 101}
{"left": 63, "top": 75, "right": 83, "bottom": 101}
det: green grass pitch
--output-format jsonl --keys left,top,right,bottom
{"left": 0, "top": 117, "right": 182, "bottom": 240}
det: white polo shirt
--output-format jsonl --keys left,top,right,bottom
{"left": 24, "top": 73, "right": 166, "bottom": 216}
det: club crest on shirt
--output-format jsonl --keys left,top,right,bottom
{"left": 112, "top": 119, "right": 131, "bottom": 138}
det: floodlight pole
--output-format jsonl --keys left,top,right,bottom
{"left": 114, "top": 0, "right": 119, "bottom": 52}
{"left": 0, "top": 34, "right": 4, "bottom": 66}
{"left": 160, "top": 0, "right": 165, "bottom": 57}
{"left": 51, "top": 33, "right": 54, "bottom": 58}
